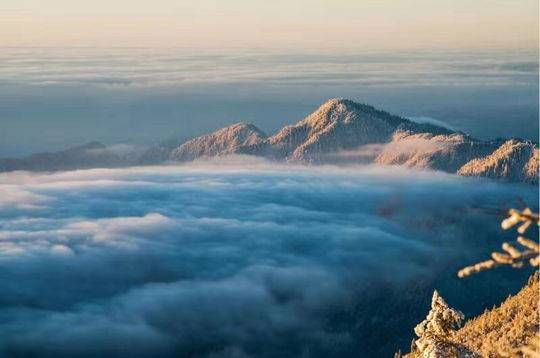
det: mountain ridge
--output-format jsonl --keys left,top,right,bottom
{"left": 159, "top": 98, "right": 538, "bottom": 183}
{"left": 0, "top": 141, "right": 130, "bottom": 172}
{"left": 169, "top": 122, "right": 267, "bottom": 161}
{"left": 0, "top": 99, "right": 537, "bottom": 183}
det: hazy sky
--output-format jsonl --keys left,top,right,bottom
{"left": 0, "top": 48, "right": 537, "bottom": 156}
{"left": 0, "top": 2, "right": 538, "bottom": 156}
{"left": 2, "top": 0, "right": 538, "bottom": 50}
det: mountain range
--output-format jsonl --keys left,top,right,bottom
{"left": 0, "top": 142, "right": 130, "bottom": 172}
{"left": 1, "top": 99, "right": 538, "bottom": 183}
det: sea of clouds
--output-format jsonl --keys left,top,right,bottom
{"left": 1, "top": 48, "right": 536, "bottom": 88}
{"left": 0, "top": 161, "right": 537, "bottom": 357}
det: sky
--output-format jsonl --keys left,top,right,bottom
{"left": 0, "top": 49, "right": 537, "bottom": 156}
{"left": 0, "top": 1, "right": 537, "bottom": 156}
{"left": 0, "top": 162, "right": 537, "bottom": 357}
{"left": 2, "top": 0, "right": 538, "bottom": 50}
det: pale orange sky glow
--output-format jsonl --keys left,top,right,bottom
{"left": 1, "top": 0, "right": 538, "bottom": 50}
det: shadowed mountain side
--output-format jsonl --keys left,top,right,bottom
{"left": 0, "top": 142, "right": 133, "bottom": 172}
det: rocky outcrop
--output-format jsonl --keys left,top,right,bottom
{"left": 405, "top": 273, "right": 539, "bottom": 358}
{"left": 458, "top": 140, "right": 539, "bottom": 183}
{"left": 169, "top": 123, "right": 267, "bottom": 161}
{"left": 409, "top": 291, "right": 464, "bottom": 358}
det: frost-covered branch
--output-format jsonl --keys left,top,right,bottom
{"left": 458, "top": 208, "right": 539, "bottom": 278}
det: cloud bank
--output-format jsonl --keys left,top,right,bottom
{"left": 1, "top": 49, "right": 537, "bottom": 89}
{"left": 0, "top": 163, "right": 537, "bottom": 357}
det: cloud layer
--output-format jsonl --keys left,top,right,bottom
{"left": 1, "top": 49, "right": 537, "bottom": 88}
{"left": 0, "top": 162, "right": 537, "bottom": 357}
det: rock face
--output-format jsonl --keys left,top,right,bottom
{"left": 169, "top": 123, "right": 267, "bottom": 161}
{"left": 410, "top": 291, "right": 464, "bottom": 358}
{"left": 0, "top": 142, "right": 129, "bottom": 172}
{"left": 458, "top": 140, "right": 539, "bottom": 183}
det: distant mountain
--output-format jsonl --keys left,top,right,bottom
{"left": 0, "top": 142, "right": 131, "bottom": 172}
{"left": 169, "top": 123, "right": 267, "bottom": 161}
{"left": 159, "top": 99, "right": 454, "bottom": 163}
{"left": 1, "top": 99, "right": 537, "bottom": 183}
{"left": 162, "top": 98, "right": 538, "bottom": 183}
{"left": 266, "top": 99, "right": 453, "bottom": 162}
{"left": 458, "top": 139, "right": 539, "bottom": 183}
{"left": 267, "top": 99, "right": 403, "bottom": 161}
{"left": 375, "top": 131, "right": 500, "bottom": 173}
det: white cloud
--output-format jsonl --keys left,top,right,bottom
{"left": 0, "top": 163, "right": 536, "bottom": 357}
{"left": 0, "top": 186, "right": 50, "bottom": 210}
{"left": 50, "top": 244, "right": 75, "bottom": 256}
{"left": 407, "top": 116, "right": 457, "bottom": 131}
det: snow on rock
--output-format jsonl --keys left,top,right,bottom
{"left": 411, "top": 291, "right": 464, "bottom": 358}
{"left": 458, "top": 140, "right": 539, "bottom": 183}
{"left": 169, "top": 123, "right": 267, "bottom": 161}
{"left": 163, "top": 100, "right": 538, "bottom": 184}
{"left": 268, "top": 98, "right": 409, "bottom": 162}
{"left": 17, "top": 98, "right": 531, "bottom": 184}
{"left": 375, "top": 131, "right": 497, "bottom": 173}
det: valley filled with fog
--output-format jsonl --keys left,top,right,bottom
{"left": 0, "top": 161, "right": 536, "bottom": 357}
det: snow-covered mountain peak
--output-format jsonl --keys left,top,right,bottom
{"left": 169, "top": 122, "right": 267, "bottom": 161}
